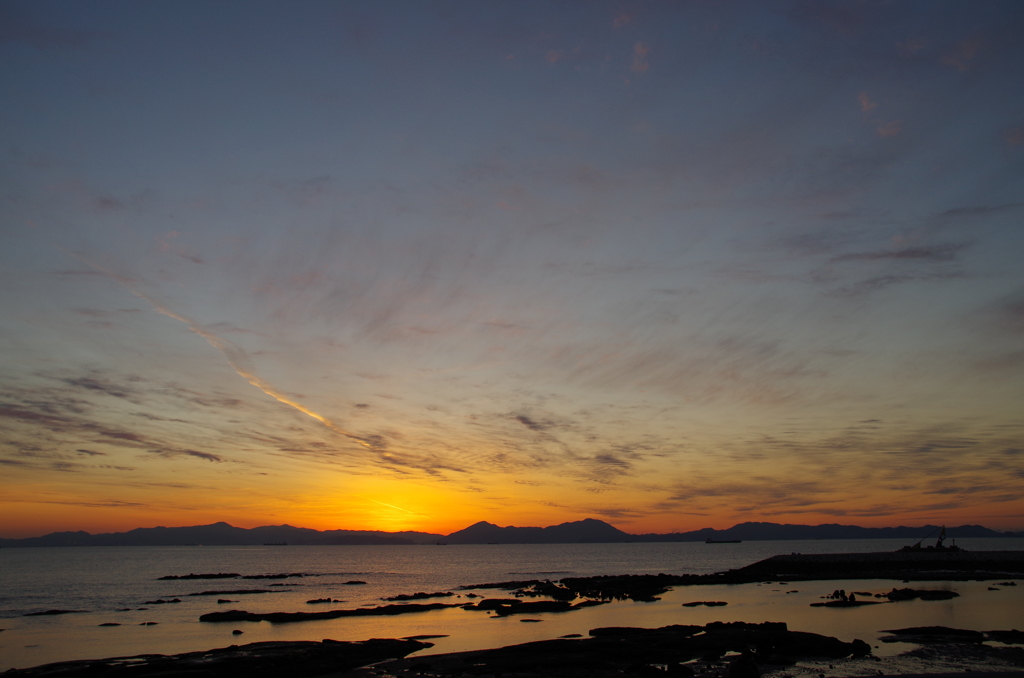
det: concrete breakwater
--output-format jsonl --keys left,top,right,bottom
{"left": 727, "top": 550, "right": 1024, "bottom": 581}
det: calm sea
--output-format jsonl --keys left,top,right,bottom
{"left": 2, "top": 538, "right": 1022, "bottom": 671}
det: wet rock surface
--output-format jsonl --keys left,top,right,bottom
{"left": 461, "top": 573, "right": 698, "bottom": 602}
{"left": 199, "top": 602, "right": 462, "bottom": 623}
{"left": 879, "top": 627, "right": 1010, "bottom": 643}
{"left": 3, "top": 638, "right": 431, "bottom": 677}
{"left": 883, "top": 587, "right": 958, "bottom": 601}
{"left": 760, "top": 642, "right": 1024, "bottom": 678}
{"left": 459, "top": 556, "right": 1023, "bottom": 603}
{"left": 184, "top": 588, "right": 284, "bottom": 596}
{"left": 808, "top": 587, "right": 960, "bottom": 608}
{"left": 10, "top": 622, "right": 1023, "bottom": 678}
{"left": 809, "top": 600, "right": 880, "bottom": 607}
{"left": 157, "top": 572, "right": 316, "bottom": 581}
{"left": 199, "top": 596, "right": 609, "bottom": 625}
{"left": 897, "top": 641, "right": 1024, "bottom": 673}
{"left": 336, "top": 622, "right": 871, "bottom": 678}
{"left": 382, "top": 591, "right": 456, "bottom": 601}
{"left": 988, "top": 630, "right": 1024, "bottom": 644}
{"left": 466, "top": 599, "right": 583, "bottom": 615}
{"left": 158, "top": 572, "right": 240, "bottom": 580}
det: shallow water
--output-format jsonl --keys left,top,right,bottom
{"left": 1, "top": 538, "right": 1021, "bottom": 671}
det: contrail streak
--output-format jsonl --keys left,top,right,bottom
{"left": 363, "top": 497, "right": 417, "bottom": 514}
{"left": 65, "top": 250, "right": 372, "bottom": 450}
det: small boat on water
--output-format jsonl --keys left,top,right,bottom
{"left": 705, "top": 537, "right": 742, "bottom": 544}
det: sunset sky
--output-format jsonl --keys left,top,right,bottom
{"left": 2, "top": 1, "right": 1023, "bottom": 539}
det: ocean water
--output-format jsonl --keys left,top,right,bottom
{"left": 1, "top": 538, "right": 1022, "bottom": 671}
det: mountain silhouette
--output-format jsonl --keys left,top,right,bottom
{"left": 0, "top": 522, "right": 443, "bottom": 547}
{"left": 444, "top": 518, "right": 631, "bottom": 544}
{"left": 0, "top": 519, "right": 1014, "bottom": 547}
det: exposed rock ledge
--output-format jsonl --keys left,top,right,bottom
{"left": 2, "top": 638, "right": 431, "bottom": 677}
{"left": 9, "top": 623, "right": 1024, "bottom": 678}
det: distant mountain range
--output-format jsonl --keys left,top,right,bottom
{"left": 0, "top": 519, "right": 1018, "bottom": 547}
{"left": 444, "top": 518, "right": 627, "bottom": 544}
{"left": 0, "top": 522, "right": 443, "bottom": 548}
{"left": 443, "top": 519, "right": 1017, "bottom": 544}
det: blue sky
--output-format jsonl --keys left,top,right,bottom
{"left": 2, "top": 0, "right": 1023, "bottom": 537}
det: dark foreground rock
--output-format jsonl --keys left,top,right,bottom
{"left": 337, "top": 622, "right": 871, "bottom": 678}
{"left": 7, "top": 623, "right": 871, "bottom": 678}
{"left": 3, "top": 638, "right": 431, "bottom": 677}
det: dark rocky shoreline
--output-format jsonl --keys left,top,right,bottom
{"left": 2, "top": 622, "right": 872, "bottom": 677}
{"left": 455, "top": 551, "right": 1024, "bottom": 604}
{"left": 9, "top": 551, "right": 1023, "bottom": 676}
{"left": 728, "top": 551, "right": 1024, "bottom": 581}
{"left": 8, "top": 622, "right": 1023, "bottom": 678}
{"left": 1, "top": 638, "right": 432, "bottom": 677}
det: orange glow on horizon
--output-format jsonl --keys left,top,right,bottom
{"left": 4, "top": 491, "right": 1023, "bottom": 540}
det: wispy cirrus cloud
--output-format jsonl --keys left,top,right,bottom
{"left": 4, "top": 0, "right": 1024, "bottom": 534}
{"left": 61, "top": 375, "right": 142, "bottom": 401}
{"left": 585, "top": 453, "right": 632, "bottom": 476}
{"left": 826, "top": 270, "right": 967, "bottom": 297}
{"left": 514, "top": 414, "right": 549, "bottom": 432}
{"left": 149, "top": 449, "right": 223, "bottom": 463}
{"left": 939, "top": 203, "right": 1024, "bottom": 219}
{"left": 666, "top": 478, "right": 830, "bottom": 506}
{"left": 830, "top": 243, "right": 969, "bottom": 263}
